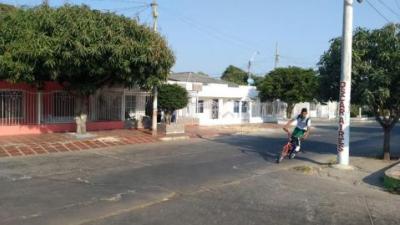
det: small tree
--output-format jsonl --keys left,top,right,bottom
{"left": 158, "top": 84, "right": 189, "bottom": 124}
{"left": 221, "top": 65, "right": 248, "bottom": 85}
{"left": 319, "top": 24, "right": 400, "bottom": 160}
{"left": 258, "top": 67, "right": 318, "bottom": 118}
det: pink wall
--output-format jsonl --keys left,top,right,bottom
{"left": 0, "top": 121, "right": 124, "bottom": 136}
{"left": 0, "top": 81, "right": 125, "bottom": 136}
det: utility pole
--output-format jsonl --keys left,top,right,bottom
{"left": 337, "top": 0, "right": 354, "bottom": 168}
{"left": 247, "top": 51, "right": 259, "bottom": 86}
{"left": 151, "top": 0, "right": 158, "bottom": 136}
{"left": 274, "top": 42, "right": 279, "bottom": 69}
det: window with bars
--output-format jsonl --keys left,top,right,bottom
{"left": 197, "top": 100, "right": 204, "bottom": 113}
{"left": 241, "top": 101, "right": 248, "bottom": 113}
{"left": 125, "top": 95, "right": 137, "bottom": 119}
{"left": 234, "top": 101, "right": 240, "bottom": 113}
{"left": 310, "top": 102, "right": 317, "bottom": 111}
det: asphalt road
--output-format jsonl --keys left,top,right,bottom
{"left": 0, "top": 122, "right": 399, "bottom": 225}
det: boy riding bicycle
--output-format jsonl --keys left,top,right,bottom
{"left": 283, "top": 108, "right": 311, "bottom": 159}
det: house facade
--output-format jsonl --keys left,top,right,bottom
{"left": 0, "top": 73, "right": 338, "bottom": 136}
{"left": 168, "top": 72, "right": 338, "bottom": 125}
{"left": 0, "top": 81, "right": 152, "bottom": 136}
{"left": 168, "top": 72, "right": 264, "bottom": 125}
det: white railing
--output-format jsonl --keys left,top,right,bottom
{"left": 0, "top": 89, "right": 130, "bottom": 126}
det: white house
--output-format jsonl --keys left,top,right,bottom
{"left": 168, "top": 72, "right": 264, "bottom": 125}
{"left": 168, "top": 72, "right": 338, "bottom": 126}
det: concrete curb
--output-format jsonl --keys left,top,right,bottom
{"left": 384, "top": 162, "right": 400, "bottom": 192}
{"left": 160, "top": 135, "right": 190, "bottom": 142}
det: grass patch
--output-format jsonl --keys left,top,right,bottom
{"left": 384, "top": 175, "right": 400, "bottom": 195}
{"left": 291, "top": 165, "right": 319, "bottom": 175}
{"left": 326, "top": 158, "right": 337, "bottom": 166}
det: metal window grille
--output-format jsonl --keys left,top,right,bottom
{"left": 90, "top": 93, "right": 122, "bottom": 121}
{"left": 42, "top": 91, "right": 76, "bottom": 124}
{"left": 241, "top": 101, "right": 248, "bottom": 113}
{"left": 125, "top": 95, "right": 137, "bottom": 119}
{"left": 233, "top": 101, "right": 240, "bottom": 113}
{"left": 197, "top": 100, "right": 204, "bottom": 113}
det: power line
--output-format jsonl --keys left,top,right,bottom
{"left": 104, "top": 5, "right": 149, "bottom": 13}
{"left": 133, "top": 5, "right": 150, "bottom": 18}
{"left": 159, "top": 5, "right": 265, "bottom": 52}
{"left": 162, "top": 9, "right": 257, "bottom": 52}
{"left": 87, "top": 0, "right": 148, "bottom": 4}
{"left": 396, "top": 0, "right": 400, "bottom": 11}
{"left": 376, "top": 0, "right": 400, "bottom": 20}
{"left": 365, "top": 0, "right": 391, "bottom": 23}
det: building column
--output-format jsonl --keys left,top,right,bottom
{"left": 239, "top": 101, "right": 242, "bottom": 122}
{"left": 218, "top": 98, "right": 223, "bottom": 120}
{"left": 248, "top": 101, "right": 253, "bottom": 123}
{"left": 37, "top": 91, "right": 42, "bottom": 125}
{"left": 121, "top": 92, "right": 126, "bottom": 121}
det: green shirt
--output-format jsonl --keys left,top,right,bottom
{"left": 292, "top": 127, "right": 306, "bottom": 138}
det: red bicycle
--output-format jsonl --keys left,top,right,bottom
{"left": 277, "top": 128, "right": 301, "bottom": 163}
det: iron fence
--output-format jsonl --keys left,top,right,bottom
{"left": 42, "top": 91, "right": 76, "bottom": 124}
{"left": 0, "top": 89, "right": 133, "bottom": 126}
{"left": 0, "top": 90, "right": 37, "bottom": 125}
{"left": 90, "top": 92, "right": 122, "bottom": 121}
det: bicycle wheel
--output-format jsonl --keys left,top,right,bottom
{"left": 276, "top": 154, "right": 284, "bottom": 163}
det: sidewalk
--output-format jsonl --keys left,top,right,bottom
{"left": 185, "top": 123, "right": 283, "bottom": 138}
{"left": 0, "top": 129, "right": 158, "bottom": 158}
{"left": 288, "top": 154, "right": 400, "bottom": 194}
{"left": 0, "top": 123, "right": 282, "bottom": 158}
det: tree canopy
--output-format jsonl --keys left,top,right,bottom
{"left": 258, "top": 66, "right": 318, "bottom": 118}
{"left": 221, "top": 65, "right": 248, "bottom": 85}
{"left": 0, "top": 5, "right": 175, "bottom": 95}
{"left": 158, "top": 84, "right": 188, "bottom": 123}
{"left": 0, "top": 3, "right": 15, "bottom": 13}
{"left": 318, "top": 24, "right": 400, "bottom": 160}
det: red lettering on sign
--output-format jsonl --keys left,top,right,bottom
{"left": 338, "top": 81, "right": 346, "bottom": 152}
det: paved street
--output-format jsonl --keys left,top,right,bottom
{"left": 0, "top": 122, "right": 399, "bottom": 225}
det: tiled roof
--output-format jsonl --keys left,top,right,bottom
{"left": 169, "top": 72, "right": 239, "bottom": 87}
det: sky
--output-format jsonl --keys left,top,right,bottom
{"left": 1, "top": 0, "right": 398, "bottom": 77}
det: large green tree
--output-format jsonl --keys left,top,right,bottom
{"left": 221, "top": 65, "right": 248, "bottom": 85}
{"left": 0, "top": 5, "right": 175, "bottom": 118}
{"left": 319, "top": 24, "right": 400, "bottom": 160}
{"left": 0, "top": 3, "right": 15, "bottom": 13}
{"left": 158, "top": 84, "right": 188, "bottom": 124}
{"left": 258, "top": 67, "right": 319, "bottom": 118}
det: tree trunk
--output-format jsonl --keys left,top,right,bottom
{"left": 75, "top": 95, "right": 89, "bottom": 134}
{"left": 286, "top": 103, "right": 294, "bottom": 119}
{"left": 164, "top": 111, "right": 172, "bottom": 125}
{"left": 383, "top": 126, "right": 391, "bottom": 161}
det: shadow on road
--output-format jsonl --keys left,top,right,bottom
{"left": 201, "top": 127, "right": 400, "bottom": 188}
